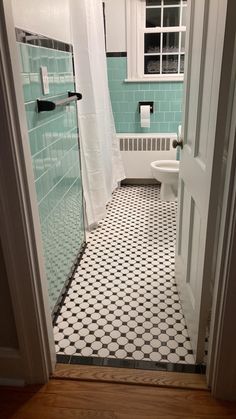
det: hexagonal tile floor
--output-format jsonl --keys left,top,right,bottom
{"left": 54, "top": 185, "right": 194, "bottom": 364}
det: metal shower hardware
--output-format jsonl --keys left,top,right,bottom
{"left": 37, "top": 91, "right": 82, "bottom": 112}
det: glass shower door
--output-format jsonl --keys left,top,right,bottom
{"left": 40, "top": 106, "right": 85, "bottom": 313}
{"left": 17, "top": 36, "right": 85, "bottom": 313}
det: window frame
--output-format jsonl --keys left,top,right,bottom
{"left": 126, "top": 0, "right": 187, "bottom": 82}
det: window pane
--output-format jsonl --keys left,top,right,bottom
{"left": 145, "top": 56, "right": 160, "bottom": 74}
{"left": 182, "top": 6, "right": 187, "bottom": 26}
{"left": 146, "top": 8, "right": 161, "bottom": 27}
{"left": 163, "top": 32, "right": 179, "bottom": 53}
{"left": 164, "top": 0, "right": 180, "bottom": 4}
{"left": 162, "top": 55, "right": 178, "bottom": 73}
{"left": 146, "top": 0, "right": 161, "bottom": 5}
{"left": 180, "top": 54, "right": 185, "bottom": 73}
{"left": 163, "top": 7, "right": 180, "bottom": 26}
{"left": 145, "top": 33, "right": 161, "bottom": 53}
{"left": 181, "top": 32, "right": 186, "bottom": 52}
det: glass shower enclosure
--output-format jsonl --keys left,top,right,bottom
{"left": 17, "top": 31, "right": 85, "bottom": 315}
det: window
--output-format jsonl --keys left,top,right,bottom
{"left": 126, "top": 0, "right": 187, "bottom": 81}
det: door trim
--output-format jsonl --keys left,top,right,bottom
{"left": 207, "top": 0, "right": 236, "bottom": 399}
{"left": 0, "top": 0, "right": 55, "bottom": 383}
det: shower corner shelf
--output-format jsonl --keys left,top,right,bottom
{"left": 37, "top": 91, "right": 82, "bottom": 112}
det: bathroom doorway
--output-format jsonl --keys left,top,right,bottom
{"left": 2, "top": 0, "right": 234, "bottom": 388}
{"left": 2, "top": 0, "right": 236, "bottom": 400}
{"left": 52, "top": 0, "right": 194, "bottom": 370}
{"left": 52, "top": 0, "right": 226, "bottom": 372}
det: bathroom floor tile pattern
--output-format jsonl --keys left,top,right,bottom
{"left": 54, "top": 185, "right": 195, "bottom": 364}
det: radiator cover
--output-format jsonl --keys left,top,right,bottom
{"left": 118, "top": 133, "right": 177, "bottom": 179}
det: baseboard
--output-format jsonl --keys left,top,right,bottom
{"left": 121, "top": 178, "right": 159, "bottom": 185}
{"left": 0, "top": 378, "right": 24, "bottom": 386}
{"left": 0, "top": 348, "right": 25, "bottom": 385}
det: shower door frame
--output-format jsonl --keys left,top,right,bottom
{"left": 1, "top": 0, "right": 236, "bottom": 399}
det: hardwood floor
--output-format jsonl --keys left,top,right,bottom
{"left": 1, "top": 376, "right": 236, "bottom": 418}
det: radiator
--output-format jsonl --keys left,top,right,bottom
{"left": 118, "top": 133, "right": 177, "bottom": 179}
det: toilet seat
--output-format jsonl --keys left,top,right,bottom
{"left": 151, "top": 160, "right": 179, "bottom": 173}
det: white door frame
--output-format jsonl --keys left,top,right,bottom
{"left": 1, "top": 0, "right": 236, "bottom": 398}
{"left": 206, "top": 0, "right": 236, "bottom": 399}
{"left": 0, "top": 0, "right": 55, "bottom": 384}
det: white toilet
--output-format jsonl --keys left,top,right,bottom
{"left": 150, "top": 160, "right": 179, "bottom": 201}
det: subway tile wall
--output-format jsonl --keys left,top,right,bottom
{"left": 18, "top": 43, "right": 85, "bottom": 310}
{"left": 107, "top": 57, "right": 183, "bottom": 133}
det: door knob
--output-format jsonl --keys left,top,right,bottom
{"left": 172, "top": 139, "right": 183, "bottom": 149}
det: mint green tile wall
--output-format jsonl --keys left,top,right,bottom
{"left": 18, "top": 43, "right": 85, "bottom": 310}
{"left": 107, "top": 57, "right": 183, "bottom": 133}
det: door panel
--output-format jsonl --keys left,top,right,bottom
{"left": 176, "top": 0, "right": 227, "bottom": 361}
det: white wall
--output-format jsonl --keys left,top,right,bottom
{"left": 11, "top": 0, "right": 71, "bottom": 43}
{"left": 104, "top": 0, "right": 126, "bottom": 52}
{"left": 12, "top": 0, "right": 126, "bottom": 51}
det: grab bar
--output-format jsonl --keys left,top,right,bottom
{"left": 37, "top": 92, "right": 82, "bottom": 112}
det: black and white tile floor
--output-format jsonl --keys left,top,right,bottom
{"left": 54, "top": 185, "right": 195, "bottom": 364}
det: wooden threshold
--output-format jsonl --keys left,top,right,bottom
{"left": 53, "top": 363, "right": 208, "bottom": 391}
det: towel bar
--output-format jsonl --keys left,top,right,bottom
{"left": 37, "top": 92, "right": 82, "bottom": 112}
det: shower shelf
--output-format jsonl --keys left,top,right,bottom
{"left": 37, "top": 92, "right": 82, "bottom": 112}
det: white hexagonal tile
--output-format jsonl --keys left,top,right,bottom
{"left": 64, "top": 346, "right": 76, "bottom": 355}
{"left": 176, "top": 347, "right": 188, "bottom": 357}
{"left": 150, "top": 339, "right": 161, "bottom": 349}
{"left": 126, "top": 331, "right": 137, "bottom": 340}
{"left": 150, "top": 352, "right": 162, "bottom": 362}
{"left": 108, "top": 342, "right": 119, "bottom": 352}
{"left": 68, "top": 333, "right": 79, "bottom": 343}
{"left": 81, "top": 347, "right": 93, "bottom": 356}
{"left": 115, "top": 349, "right": 127, "bottom": 359}
{"left": 185, "top": 354, "right": 195, "bottom": 363}
{"left": 183, "top": 340, "right": 192, "bottom": 350}
{"left": 134, "top": 337, "right": 145, "bottom": 347}
{"left": 133, "top": 351, "right": 144, "bottom": 360}
{"left": 91, "top": 341, "right": 103, "bottom": 351}
{"left": 59, "top": 339, "right": 70, "bottom": 349}
{"left": 167, "top": 353, "right": 180, "bottom": 363}
{"left": 101, "top": 335, "right": 112, "bottom": 345}
{"left": 167, "top": 340, "right": 178, "bottom": 349}
{"left": 98, "top": 348, "right": 110, "bottom": 357}
{"left": 85, "top": 334, "right": 96, "bottom": 344}
{"left": 75, "top": 339, "right": 86, "bottom": 350}
{"left": 125, "top": 343, "right": 136, "bottom": 353}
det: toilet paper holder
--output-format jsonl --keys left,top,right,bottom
{"left": 139, "top": 101, "right": 154, "bottom": 113}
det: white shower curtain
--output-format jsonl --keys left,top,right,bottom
{"left": 70, "top": 0, "right": 125, "bottom": 227}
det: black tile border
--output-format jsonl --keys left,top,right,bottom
{"left": 56, "top": 354, "right": 206, "bottom": 374}
{"left": 121, "top": 178, "right": 159, "bottom": 186}
{"left": 106, "top": 52, "right": 127, "bottom": 57}
{"left": 52, "top": 242, "right": 87, "bottom": 325}
{"left": 15, "top": 27, "right": 73, "bottom": 52}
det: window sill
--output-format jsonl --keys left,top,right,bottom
{"left": 124, "top": 75, "right": 184, "bottom": 83}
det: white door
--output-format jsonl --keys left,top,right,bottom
{"left": 175, "top": 0, "right": 227, "bottom": 362}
